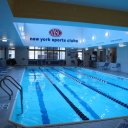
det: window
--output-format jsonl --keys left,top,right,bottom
{"left": 77, "top": 49, "right": 83, "bottom": 60}
{"left": 60, "top": 51, "right": 65, "bottom": 60}
{"left": 53, "top": 51, "right": 59, "bottom": 60}
{"left": 60, "top": 48, "right": 65, "bottom": 50}
{"left": 28, "top": 46, "right": 66, "bottom": 60}
{"left": 78, "top": 52, "right": 82, "bottom": 60}
{"left": 8, "top": 48, "right": 15, "bottom": 59}
{"left": 42, "top": 51, "right": 47, "bottom": 59}
{"left": 47, "top": 51, "right": 53, "bottom": 60}
{"left": 29, "top": 51, "right": 34, "bottom": 59}
{"left": 35, "top": 50, "right": 42, "bottom": 59}
{"left": 29, "top": 46, "right": 34, "bottom": 49}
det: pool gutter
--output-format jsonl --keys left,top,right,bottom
{"left": 8, "top": 116, "right": 128, "bottom": 128}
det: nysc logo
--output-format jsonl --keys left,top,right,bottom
{"left": 49, "top": 28, "right": 62, "bottom": 37}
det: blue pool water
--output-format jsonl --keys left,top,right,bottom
{"left": 10, "top": 67, "right": 128, "bottom": 126}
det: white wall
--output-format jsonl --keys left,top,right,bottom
{"left": 15, "top": 47, "right": 28, "bottom": 66}
{"left": 117, "top": 46, "right": 128, "bottom": 73}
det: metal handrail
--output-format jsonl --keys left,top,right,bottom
{"left": 0, "top": 75, "right": 23, "bottom": 114}
{"left": 2, "top": 80, "right": 13, "bottom": 96}
{"left": 4, "top": 76, "right": 22, "bottom": 90}
{"left": 0, "top": 79, "right": 12, "bottom": 100}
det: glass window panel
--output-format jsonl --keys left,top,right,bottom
{"left": 60, "top": 51, "right": 65, "bottom": 60}
{"left": 29, "top": 46, "right": 34, "bottom": 49}
{"left": 78, "top": 52, "right": 82, "bottom": 60}
{"left": 35, "top": 47, "right": 41, "bottom": 50}
{"left": 47, "top": 47, "right": 54, "bottom": 50}
{"left": 35, "top": 50, "right": 42, "bottom": 59}
{"left": 53, "top": 47, "right": 59, "bottom": 50}
{"left": 42, "top": 47, "right": 47, "bottom": 50}
{"left": 47, "top": 51, "right": 53, "bottom": 60}
{"left": 8, "top": 50, "right": 15, "bottom": 59}
{"left": 28, "top": 47, "right": 66, "bottom": 60}
{"left": 53, "top": 51, "right": 59, "bottom": 60}
{"left": 29, "top": 51, "right": 34, "bottom": 59}
{"left": 60, "top": 47, "right": 65, "bottom": 50}
{"left": 77, "top": 49, "right": 82, "bottom": 51}
{"left": 42, "top": 51, "right": 47, "bottom": 59}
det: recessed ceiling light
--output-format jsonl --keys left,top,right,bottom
{"left": 92, "top": 35, "right": 96, "bottom": 41}
{"left": 19, "top": 26, "right": 24, "bottom": 32}
{"left": 2, "top": 38, "right": 7, "bottom": 42}
{"left": 105, "top": 32, "right": 109, "bottom": 37}
{"left": 79, "top": 38, "right": 86, "bottom": 43}
{"left": 79, "top": 39, "right": 82, "bottom": 43}
{"left": 83, "top": 39, "right": 86, "bottom": 43}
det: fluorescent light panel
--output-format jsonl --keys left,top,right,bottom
{"left": 2, "top": 38, "right": 7, "bottom": 42}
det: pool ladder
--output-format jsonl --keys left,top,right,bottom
{"left": 0, "top": 75, "right": 23, "bottom": 114}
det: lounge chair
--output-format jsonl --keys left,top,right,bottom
{"left": 111, "top": 63, "right": 121, "bottom": 71}
{"left": 99, "top": 62, "right": 110, "bottom": 70}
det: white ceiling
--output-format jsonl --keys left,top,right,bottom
{"left": 14, "top": 22, "right": 128, "bottom": 48}
{"left": 45, "top": 0, "right": 128, "bottom": 12}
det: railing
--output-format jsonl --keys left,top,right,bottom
{"left": 0, "top": 75, "right": 23, "bottom": 114}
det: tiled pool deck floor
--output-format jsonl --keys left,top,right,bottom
{"left": 0, "top": 67, "right": 24, "bottom": 128}
{"left": 0, "top": 66, "right": 128, "bottom": 128}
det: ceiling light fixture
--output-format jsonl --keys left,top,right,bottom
{"left": 119, "top": 43, "right": 126, "bottom": 47}
{"left": 19, "top": 26, "right": 24, "bottom": 32}
{"left": 2, "top": 37, "right": 7, "bottom": 42}
{"left": 105, "top": 32, "right": 109, "bottom": 37}
{"left": 79, "top": 39, "right": 82, "bottom": 43}
{"left": 83, "top": 39, "right": 86, "bottom": 43}
{"left": 92, "top": 35, "right": 96, "bottom": 41}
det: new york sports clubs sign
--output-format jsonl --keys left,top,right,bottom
{"left": 30, "top": 28, "right": 79, "bottom": 43}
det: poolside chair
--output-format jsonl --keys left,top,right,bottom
{"left": 111, "top": 63, "right": 121, "bottom": 71}
{"left": 99, "top": 62, "right": 110, "bottom": 70}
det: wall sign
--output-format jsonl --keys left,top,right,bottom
{"left": 30, "top": 37, "right": 78, "bottom": 43}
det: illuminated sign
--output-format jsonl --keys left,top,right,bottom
{"left": 49, "top": 28, "right": 62, "bottom": 37}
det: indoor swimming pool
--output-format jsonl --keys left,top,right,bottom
{"left": 10, "top": 67, "right": 128, "bottom": 127}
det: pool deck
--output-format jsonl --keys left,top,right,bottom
{"left": 0, "top": 66, "right": 128, "bottom": 128}
{"left": 0, "top": 67, "right": 24, "bottom": 128}
{"left": 94, "top": 68, "right": 128, "bottom": 78}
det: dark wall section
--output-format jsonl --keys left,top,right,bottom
{"left": 8, "top": 0, "right": 128, "bottom": 27}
